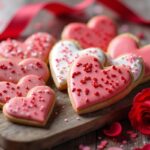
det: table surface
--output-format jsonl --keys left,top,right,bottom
{"left": 0, "top": 0, "right": 150, "bottom": 150}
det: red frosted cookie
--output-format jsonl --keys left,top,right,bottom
{"left": 107, "top": 33, "right": 150, "bottom": 82}
{"left": 3, "top": 86, "right": 55, "bottom": 126}
{"left": 62, "top": 16, "right": 117, "bottom": 51}
{"left": 0, "top": 58, "right": 49, "bottom": 83}
{"left": 0, "top": 75, "right": 45, "bottom": 107}
{"left": 67, "top": 55, "right": 133, "bottom": 114}
{"left": 0, "top": 32, "right": 56, "bottom": 62}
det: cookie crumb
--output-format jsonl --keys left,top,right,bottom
{"left": 137, "top": 32, "right": 145, "bottom": 40}
{"left": 76, "top": 117, "right": 80, "bottom": 120}
{"left": 119, "top": 24, "right": 129, "bottom": 32}
{"left": 97, "top": 140, "right": 108, "bottom": 150}
{"left": 64, "top": 118, "right": 68, "bottom": 122}
{"left": 79, "top": 144, "right": 91, "bottom": 150}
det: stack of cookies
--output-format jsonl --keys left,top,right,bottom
{"left": 0, "top": 16, "right": 149, "bottom": 127}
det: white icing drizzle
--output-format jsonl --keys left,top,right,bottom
{"left": 50, "top": 41, "right": 106, "bottom": 85}
{"left": 111, "top": 54, "right": 143, "bottom": 81}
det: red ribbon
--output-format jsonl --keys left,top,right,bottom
{"left": 0, "top": 0, "right": 150, "bottom": 40}
{"left": 0, "top": 0, "right": 94, "bottom": 40}
{"left": 98, "top": 0, "right": 150, "bottom": 25}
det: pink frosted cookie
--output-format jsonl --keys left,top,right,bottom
{"left": 0, "top": 58, "right": 49, "bottom": 83}
{"left": 3, "top": 86, "right": 55, "bottom": 126}
{"left": 107, "top": 33, "right": 150, "bottom": 82}
{"left": 0, "top": 75, "right": 45, "bottom": 107}
{"left": 108, "top": 54, "right": 144, "bottom": 87}
{"left": 62, "top": 16, "right": 117, "bottom": 51}
{"left": 50, "top": 40, "right": 107, "bottom": 90}
{"left": 0, "top": 32, "right": 56, "bottom": 62}
{"left": 67, "top": 55, "right": 133, "bottom": 114}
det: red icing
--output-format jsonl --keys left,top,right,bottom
{"left": 0, "top": 58, "right": 49, "bottom": 83}
{"left": 72, "top": 71, "right": 81, "bottom": 78}
{"left": 69, "top": 56, "right": 132, "bottom": 110}
{"left": 72, "top": 88, "right": 76, "bottom": 92}
{"left": 85, "top": 88, "right": 89, "bottom": 95}
{"left": 95, "top": 92, "right": 100, "bottom": 96}
{"left": 76, "top": 63, "right": 82, "bottom": 67}
{"left": 0, "top": 75, "right": 45, "bottom": 105}
{"left": 80, "top": 79, "right": 86, "bottom": 84}
{"left": 108, "top": 34, "right": 150, "bottom": 77}
{"left": 111, "top": 74, "right": 117, "bottom": 78}
{"left": 62, "top": 16, "right": 116, "bottom": 51}
{"left": 118, "top": 69, "right": 122, "bottom": 74}
{"left": 4, "top": 86, "right": 55, "bottom": 124}
{"left": 83, "top": 63, "right": 93, "bottom": 73}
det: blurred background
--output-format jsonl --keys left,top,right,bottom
{"left": 0, "top": 0, "right": 149, "bottom": 41}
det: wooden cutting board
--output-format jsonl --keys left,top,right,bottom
{"left": 0, "top": 1, "right": 149, "bottom": 149}
{"left": 0, "top": 79, "right": 149, "bottom": 150}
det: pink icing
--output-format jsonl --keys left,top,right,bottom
{"left": 62, "top": 16, "right": 116, "bottom": 51}
{"left": 108, "top": 34, "right": 150, "bottom": 77}
{"left": 0, "top": 75, "right": 45, "bottom": 105}
{"left": 0, "top": 32, "right": 55, "bottom": 61}
{"left": 69, "top": 56, "right": 131, "bottom": 110}
{"left": 4, "top": 86, "right": 55, "bottom": 123}
{"left": 138, "top": 46, "right": 150, "bottom": 76}
{"left": 0, "top": 58, "right": 49, "bottom": 82}
{"left": 108, "top": 35, "right": 138, "bottom": 58}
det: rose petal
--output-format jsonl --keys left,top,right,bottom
{"left": 142, "top": 111, "right": 150, "bottom": 125}
{"left": 138, "top": 123, "right": 150, "bottom": 135}
{"left": 134, "top": 88, "right": 150, "bottom": 103}
{"left": 103, "top": 122, "right": 122, "bottom": 137}
{"left": 143, "top": 101, "right": 150, "bottom": 107}
{"left": 134, "top": 144, "right": 150, "bottom": 150}
{"left": 137, "top": 32, "right": 145, "bottom": 40}
{"left": 143, "top": 144, "right": 150, "bottom": 150}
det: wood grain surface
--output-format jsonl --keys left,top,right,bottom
{"left": 0, "top": 0, "right": 150, "bottom": 150}
{"left": 0, "top": 80, "right": 149, "bottom": 150}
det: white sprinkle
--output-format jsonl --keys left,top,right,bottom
{"left": 9, "top": 77, "right": 12, "bottom": 80}
{"left": 64, "top": 118, "right": 68, "bottom": 122}
{"left": 98, "top": 136, "right": 102, "bottom": 140}
{"left": 31, "top": 52, "right": 38, "bottom": 57}
{"left": 27, "top": 46, "right": 32, "bottom": 51}
{"left": 76, "top": 117, "right": 80, "bottom": 120}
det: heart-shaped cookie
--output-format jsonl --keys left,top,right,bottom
{"left": 50, "top": 40, "right": 107, "bottom": 90}
{"left": 107, "top": 33, "right": 150, "bottom": 82}
{"left": 62, "top": 16, "right": 117, "bottom": 51}
{"left": 0, "top": 75, "right": 45, "bottom": 107}
{"left": 68, "top": 55, "right": 133, "bottom": 114}
{"left": 3, "top": 86, "right": 55, "bottom": 126}
{"left": 108, "top": 54, "right": 144, "bottom": 86}
{"left": 0, "top": 58, "right": 49, "bottom": 83}
{"left": 0, "top": 32, "right": 56, "bottom": 62}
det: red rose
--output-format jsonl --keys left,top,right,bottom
{"left": 129, "top": 88, "right": 150, "bottom": 135}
